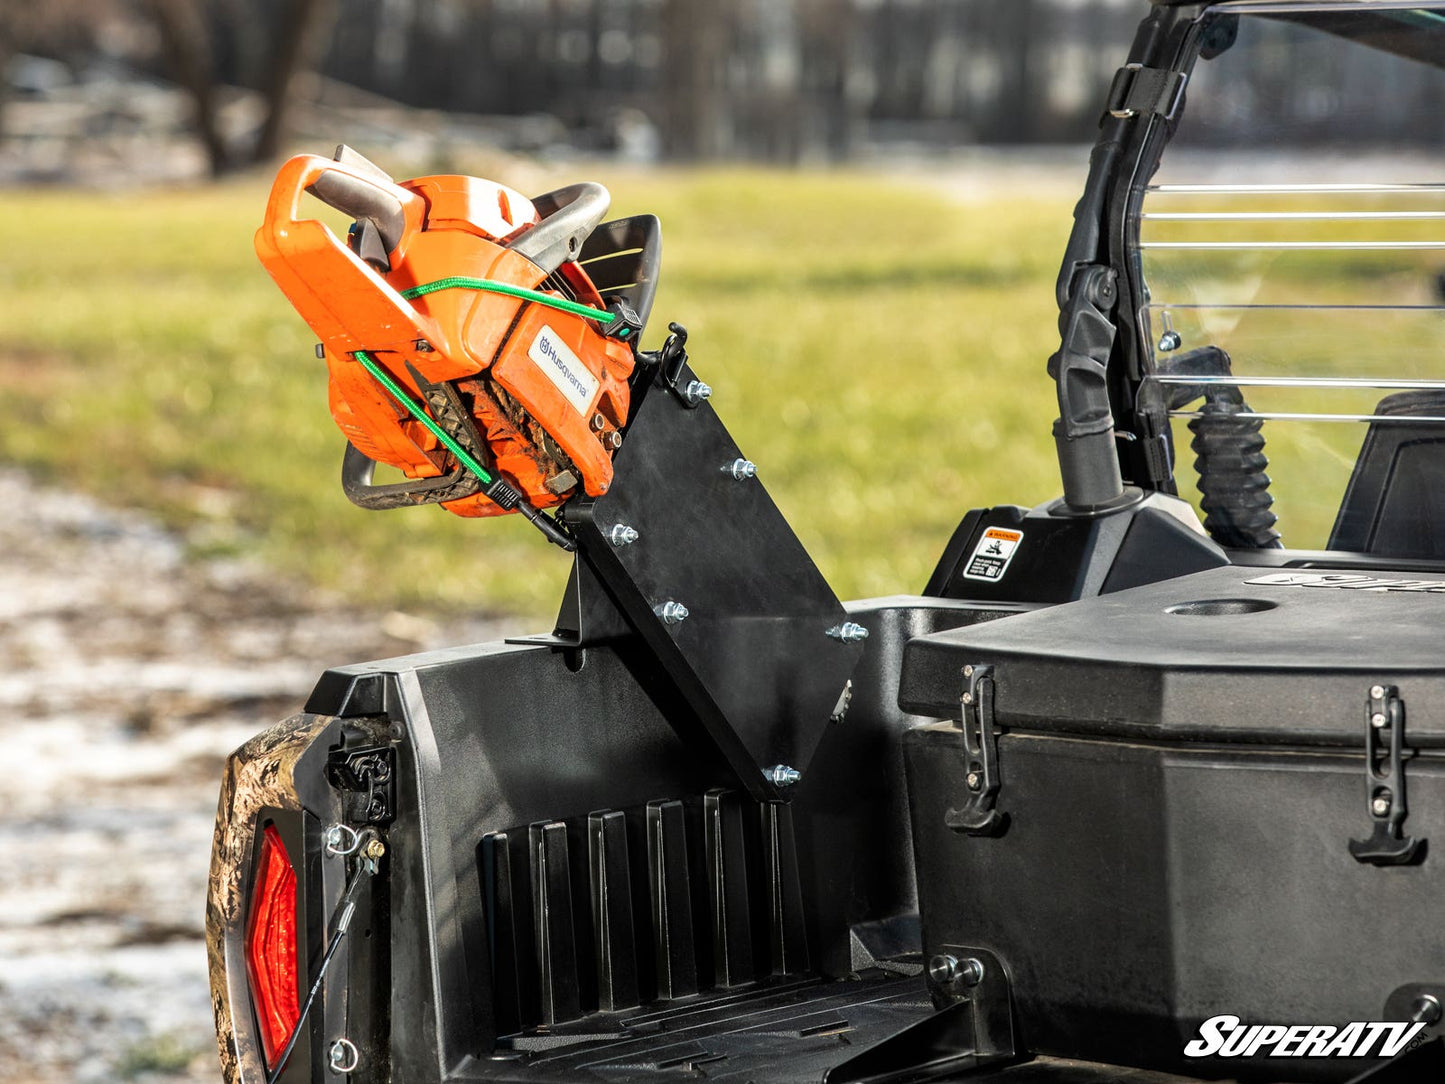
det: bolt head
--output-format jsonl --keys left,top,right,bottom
{"left": 1372, "top": 712, "right": 1387, "bottom": 728}
{"left": 827, "top": 622, "right": 869, "bottom": 644}
{"left": 726, "top": 458, "right": 757, "bottom": 480}
{"left": 608, "top": 524, "right": 639, "bottom": 547}
{"left": 324, "top": 825, "right": 345, "bottom": 849}
{"left": 591, "top": 412, "right": 607, "bottom": 431}
{"left": 955, "top": 956, "right": 985, "bottom": 987}
{"left": 961, "top": 691, "right": 973, "bottom": 706}
{"left": 656, "top": 600, "right": 689, "bottom": 624}
{"left": 966, "top": 771, "right": 981, "bottom": 791}
{"left": 328, "top": 1039, "right": 359, "bottom": 1074}
{"left": 1371, "top": 685, "right": 1386, "bottom": 700}
{"left": 963, "top": 665, "right": 974, "bottom": 678}
{"left": 765, "top": 764, "right": 801, "bottom": 787}
{"left": 927, "top": 953, "right": 960, "bottom": 986}
{"left": 682, "top": 380, "right": 712, "bottom": 406}
{"left": 1412, "top": 994, "right": 1443, "bottom": 1027}
{"left": 927, "top": 953, "right": 984, "bottom": 991}
{"left": 1373, "top": 796, "right": 1391, "bottom": 817}
{"left": 1157, "top": 330, "right": 1182, "bottom": 352}
{"left": 364, "top": 838, "right": 387, "bottom": 860}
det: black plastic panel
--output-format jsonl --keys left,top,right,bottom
{"left": 902, "top": 564, "right": 1445, "bottom": 744}
{"left": 905, "top": 723, "right": 1445, "bottom": 1081}
{"left": 304, "top": 597, "right": 1004, "bottom": 1081}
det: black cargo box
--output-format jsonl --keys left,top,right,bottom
{"left": 898, "top": 565, "right": 1445, "bottom": 1081}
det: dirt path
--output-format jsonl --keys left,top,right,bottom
{"left": 0, "top": 470, "right": 519, "bottom": 1083}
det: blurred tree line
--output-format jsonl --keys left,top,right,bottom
{"left": 1, "top": 0, "right": 1140, "bottom": 173}
{"left": 297, "top": 0, "right": 1140, "bottom": 158}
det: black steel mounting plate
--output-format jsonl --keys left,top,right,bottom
{"left": 560, "top": 365, "right": 864, "bottom": 802}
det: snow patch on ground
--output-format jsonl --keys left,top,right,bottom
{"left": 0, "top": 470, "right": 519, "bottom": 1082}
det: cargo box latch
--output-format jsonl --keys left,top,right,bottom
{"left": 944, "top": 664, "right": 1008, "bottom": 837}
{"left": 1349, "top": 684, "right": 1424, "bottom": 867}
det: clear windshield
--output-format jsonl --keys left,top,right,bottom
{"left": 1136, "top": 4, "right": 1445, "bottom": 557}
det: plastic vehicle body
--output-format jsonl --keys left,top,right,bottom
{"left": 208, "top": 3, "right": 1445, "bottom": 1083}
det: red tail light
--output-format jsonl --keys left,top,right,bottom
{"left": 245, "top": 823, "right": 301, "bottom": 1068}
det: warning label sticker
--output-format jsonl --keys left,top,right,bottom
{"left": 962, "top": 527, "right": 1024, "bottom": 582}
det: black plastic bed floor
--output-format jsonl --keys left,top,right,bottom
{"left": 472, "top": 971, "right": 1221, "bottom": 1084}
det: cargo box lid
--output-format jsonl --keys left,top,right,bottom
{"left": 899, "top": 565, "right": 1445, "bottom": 746}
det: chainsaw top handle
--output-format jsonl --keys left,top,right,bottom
{"left": 507, "top": 182, "right": 611, "bottom": 275}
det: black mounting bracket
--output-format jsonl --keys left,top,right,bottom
{"left": 518, "top": 338, "right": 864, "bottom": 803}
{"left": 823, "top": 946, "right": 1016, "bottom": 1084}
{"left": 945, "top": 665, "right": 1008, "bottom": 837}
{"left": 1350, "top": 683, "right": 1425, "bottom": 866}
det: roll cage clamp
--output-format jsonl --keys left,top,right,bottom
{"left": 1106, "top": 62, "right": 1188, "bottom": 121}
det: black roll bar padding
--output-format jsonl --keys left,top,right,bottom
{"left": 1051, "top": 265, "right": 1127, "bottom": 511}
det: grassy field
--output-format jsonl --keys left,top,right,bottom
{"left": 0, "top": 167, "right": 1076, "bottom": 621}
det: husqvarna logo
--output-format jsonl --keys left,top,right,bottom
{"left": 528, "top": 324, "right": 600, "bottom": 414}
{"left": 1184, "top": 1015, "right": 1427, "bottom": 1059}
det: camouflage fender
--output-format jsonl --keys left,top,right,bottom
{"left": 207, "top": 713, "right": 344, "bottom": 1084}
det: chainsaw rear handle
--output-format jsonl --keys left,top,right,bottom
{"left": 257, "top": 154, "right": 432, "bottom": 353}
{"left": 308, "top": 171, "right": 409, "bottom": 269}
{"left": 273, "top": 153, "right": 426, "bottom": 267}
{"left": 508, "top": 182, "right": 611, "bottom": 274}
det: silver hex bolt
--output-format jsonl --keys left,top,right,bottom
{"left": 681, "top": 380, "right": 712, "bottom": 406}
{"left": 1371, "top": 685, "right": 1386, "bottom": 700}
{"left": 328, "top": 1038, "right": 360, "bottom": 1074}
{"left": 1373, "top": 796, "right": 1391, "bottom": 817}
{"left": 1371, "top": 712, "right": 1387, "bottom": 729}
{"left": 826, "top": 622, "right": 869, "bottom": 644}
{"left": 765, "top": 765, "right": 802, "bottom": 787}
{"left": 608, "top": 524, "right": 639, "bottom": 547}
{"left": 655, "top": 600, "right": 689, "bottom": 625}
{"left": 725, "top": 458, "right": 757, "bottom": 480}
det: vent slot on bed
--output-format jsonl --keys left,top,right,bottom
{"left": 479, "top": 791, "right": 810, "bottom": 1036}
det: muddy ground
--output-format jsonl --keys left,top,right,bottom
{"left": 0, "top": 469, "right": 519, "bottom": 1083}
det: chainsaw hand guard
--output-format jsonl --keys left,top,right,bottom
{"left": 256, "top": 146, "right": 659, "bottom": 520}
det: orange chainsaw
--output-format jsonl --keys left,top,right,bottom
{"left": 255, "top": 145, "right": 661, "bottom": 548}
